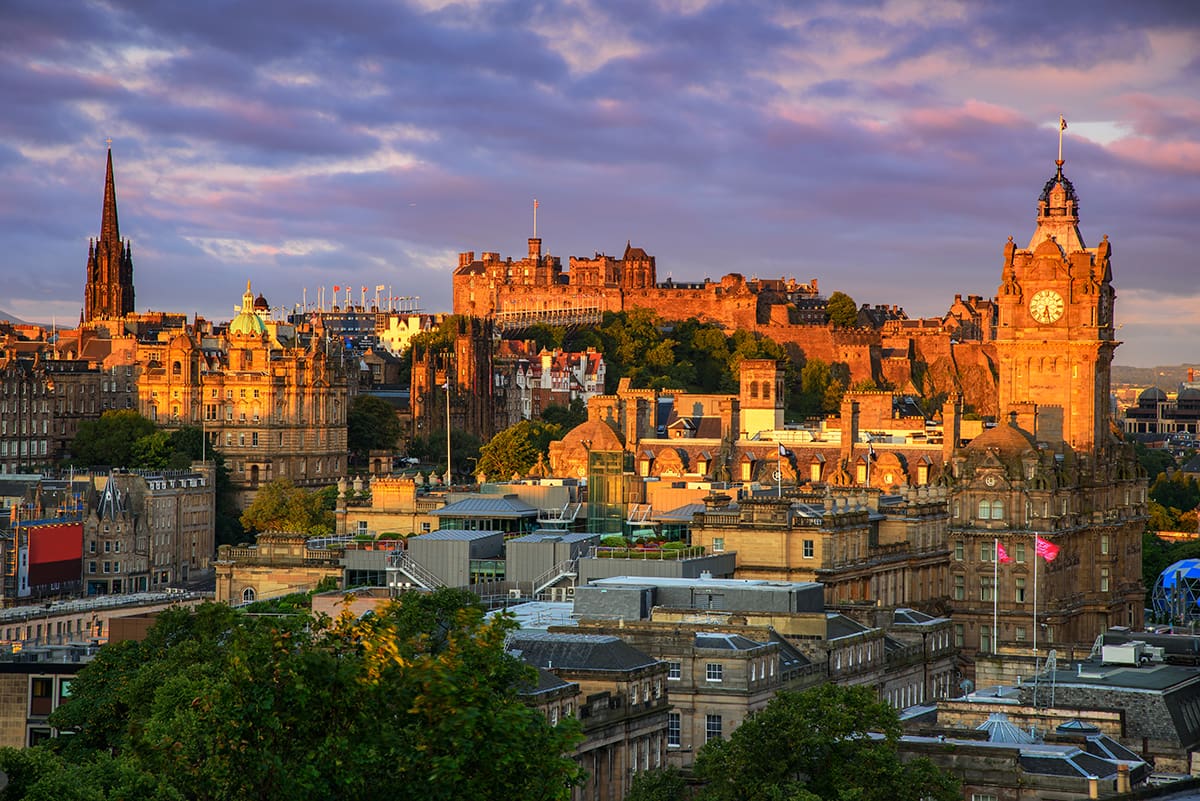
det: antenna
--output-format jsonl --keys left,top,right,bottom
{"left": 1056, "top": 116, "right": 1067, "bottom": 166}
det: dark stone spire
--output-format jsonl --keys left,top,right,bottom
{"left": 84, "top": 146, "right": 135, "bottom": 322}
{"left": 100, "top": 147, "right": 120, "bottom": 243}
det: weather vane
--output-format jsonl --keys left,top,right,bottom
{"left": 106, "top": 137, "right": 112, "bottom": 148}
{"left": 1056, "top": 116, "right": 1067, "bottom": 167}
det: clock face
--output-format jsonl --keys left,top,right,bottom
{"left": 984, "top": 474, "right": 997, "bottom": 487}
{"left": 1029, "top": 289, "right": 1065, "bottom": 324}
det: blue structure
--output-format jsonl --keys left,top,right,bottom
{"left": 1152, "top": 558, "right": 1200, "bottom": 622}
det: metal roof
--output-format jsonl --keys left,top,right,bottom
{"left": 694, "top": 632, "right": 769, "bottom": 652}
{"left": 507, "top": 631, "right": 659, "bottom": 672}
{"left": 433, "top": 496, "right": 539, "bottom": 518}
{"left": 412, "top": 529, "right": 503, "bottom": 542}
{"left": 508, "top": 531, "right": 596, "bottom": 544}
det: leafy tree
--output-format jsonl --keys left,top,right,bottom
{"left": 626, "top": 767, "right": 690, "bottom": 801}
{"left": 347, "top": 394, "right": 402, "bottom": 457}
{"left": 826, "top": 291, "right": 858, "bottom": 328}
{"left": 822, "top": 378, "right": 847, "bottom": 414}
{"left": 477, "top": 420, "right": 563, "bottom": 481}
{"left": 240, "top": 478, "right": 335, "bottom": 535}
{"left": 1150, "top": 471, "right": 1200, "bottom": 514}
{"left": 1131, "top": 438, "right": 1176, "bottom": 481}
{"left": 69, "top": 409, "right": 157, "bottom": 466}
{"left": 541, "top": 397, "right": 587, "bottom": 431}
{"left": 12, "top": 592, "right": 582, "bottom": 801}
{"left": 694, "top": 684, "right": 959, "bottom": 801}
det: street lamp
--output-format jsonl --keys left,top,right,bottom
{"left": 443, "top": 381, "right": 452, "bottom": 486}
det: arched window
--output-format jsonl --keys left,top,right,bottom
{"left": 762, "top": 381, "right": 771, "bottom": 401}
{"left": 749, "top": 382, "right": 758, "bottom": 399}
{"left": 171, "top": 361, "right": 182, "bottom": 376}
{"left": 990, "top": 500, "right": 1005, "bottom": 520}
{"left": 978, "top": 500, "right": 991, "bottom": 519}
{"left": 242, "top": 587, "right": 256, "bottom": 603}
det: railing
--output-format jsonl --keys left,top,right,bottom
{"left": 587, "top": 546, "right": 706, "bottom": 561}
{"left": 386, "top": 551, "right": 445, "bottom": 590}
{"left": 532, "top": 558, "right": 578, "bottom": 597}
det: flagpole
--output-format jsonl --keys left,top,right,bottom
{"left": 1033, "top": 532, "right": 1039, "bottom": 658}
{"left": 777, "top": 446, "right": 782, "bottom": 498}
{"left": 993, "top": 537, "right": 999, "bottom": 654}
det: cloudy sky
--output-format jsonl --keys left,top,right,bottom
{"left": 2, "top": 0, "right": 1198, "bottom": 366}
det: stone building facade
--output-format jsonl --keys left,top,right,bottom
{"left": 134, "top": 283, "right": 350, "bottom": 503}
{"left": 83, "top": 468, "right": 215, "bottom": 595}
{"left": 213, "top": 532, "right": 343, "bottom": 604}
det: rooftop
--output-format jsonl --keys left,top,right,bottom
{"left": 507, "top": 631, "right": 659, "bottom": 672}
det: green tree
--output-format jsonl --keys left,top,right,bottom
{"left": 694, "top": 684, "right": 959, "bottom": 801}
{"left": 541, "top": 398, "right": 587, "bottom": 430}
{"left": 477, "top": 420, "right": 563, "bottom": 481}
{"left": 69, "top": 409, "right": 157, "bottom": 466}
{"left": 240, "top": 478, "right": 335, "bottom": 535}
{"left": 1150, "top": 471, "right": 1200, "bottom": 515}
{"left": 347, "top": 394, "right": 402, "bottom": 458}
{"left": 826, "top": 291, "right": 858, "bottom": 328}
{"left": 19, "top": 592, "right": 582, "bottom": 801}
{"left": 626, "top": 767, "right": 690, "bottom": 801}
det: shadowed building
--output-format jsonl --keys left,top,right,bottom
{"left": 84, "top": 148, "right": 135, "bottom": 322}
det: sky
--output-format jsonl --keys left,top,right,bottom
{"left": 2, "top": 0, "right": 1198, "bottom": 367}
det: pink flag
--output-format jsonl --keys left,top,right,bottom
{"left": 1035, "top": 536, "right": 1060, "bottom": 562}
{"left": 996, "top": 541, "right": 1012, "bottom": 563}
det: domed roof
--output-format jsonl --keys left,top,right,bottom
{"left": 965, "top": 419, "right": 1036, "bottom": 458}
{"left": 1179, "top": 388, "right": 1200, "bottom": 401}
{"left": 561, "top": 418, "right": 623, "bottom": 452}
{"left": 253, "top": 293, "right": 270, "bottom": 311}
{"left": 1158, "top": 558, "right": 1200, "bottom": 588}
{"left": 229, "top": 280, "right": 267, "bottom": 338}
{"left": 1139, "top": 386, "right": 1167, "bottom": 402}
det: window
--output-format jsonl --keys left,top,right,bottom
{"left": 242, "top": 588, "right": 256, "bottom": 603}
{"left": 980, "top": 576, "right": 994, "bottom": 602}
{"left": 954, "top": 624, "right": 964, "bottom": 648}
{"left": 667, "top": 661, "right": 681, "bottom": 680}
{"left": 712, "top": 537, "right": 724, "bottom": 553}
{"left": 978, "top": 500, "right": 991, "bottom": 520}
{"left": 980, "top": 627, "right": 991, "bottom": 652}
{"left": 991, "top": 500, "right": 1005, "bottom": 520}
{"left": 1101, "top": 534, "right": 1110, "bottom": 555}
{"left": 803, "top": 539, "right": 814, "bottom": 558}
{"left": 954, "top": 540, "right": 964, "bottom": 561}
{"left": 705, "top": 714, "right": 723, "bottom": 743}
{"left": 706, "top": 663, "right": 723, "bottom": 682}
{"left": 971, "top": 794, "right": 999, "bottom": 801}
{"left": 30, "top": 678, "right": 53, "bottom": 716}
{"left": 631, "top": 684, "right": 639, "bottom": 705}
{"left": 87, "top": 561, "right": 96, "bottom": 574}
{"left": 1015, "top": 626, "right": 1027, "bottom": 642}
{"left": 667, "top": 712, "right": 681, "bottom": 747}
{"left": 1015, "top": 577, "right": 1026, "bottom": 603}
{"left": 980, "top": 542, "right": 992, "bottom": 562}
{"left": 1015, "top": 542, "right": 1026, "bottom": 563}
{"left": 953, "top": 574, "right": 965, "bottom": 600}
{"left": 1101, "top": 568, "right": 1110, "bottom": 593}
{"left": 549, "top": 706, "right": 558, "bottom": 726}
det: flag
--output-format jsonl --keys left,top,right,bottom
{"left": 779, "top": 443, "right": 788, "bottom": 456}
{"left": 534, "top": 198, "right": 539, "bottom": 209}
{"left": 1035, "top": 535, "right": 1060, "bottom": 562}
{"left": 376, "top": 284, "right": 385, "bottom": 292}
{"left": 996, "top": 541, "right": 1012, "bottom": 563}
{"left": 1059, "top": 116, "right": 1068, "bottom": 131}
{"left": 333, "top": 285, "right": 340, "bottom": 292}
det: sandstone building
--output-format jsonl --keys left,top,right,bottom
{"left": 83, "top": 148, "right": 135, "bottom": 322}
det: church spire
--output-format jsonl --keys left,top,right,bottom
{"left": 84, "top": 144, "right": 135, "bottom": 322}
{"left": 100, "top": 145, "right": 120, "bottom": 244}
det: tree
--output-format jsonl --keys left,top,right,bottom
{"left": 69, "top": 409, "right": 157, "bottom": 466}
{"left": 826, "top": 291, "right": 858, "bottom": 328}
{"left": 541, "top": 398, "right": 587, "bottom": 430}
{"left": 347, "top": 394, "right": 402, "bottom": 458}
{"left": 694, "top": 684, "right": 959, "bottom": 801}
{"left": 10, "top": 592, "right": 583, "bottom": 801}
{"left": 476, "top": 420, "right": 563, "bottom": 481}
{"left": 240, "top": 478, "right": 335, "bottom": 536}
{"left": 625, "top": 767, "right": 690, "bottom": 801}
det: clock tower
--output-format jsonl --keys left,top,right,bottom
{"left": 994, "top": 160, "right": 1117, "bottom": 455}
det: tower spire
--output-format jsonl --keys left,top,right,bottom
{"left": 100, "top": 143, "right": 120, "bottom": 243}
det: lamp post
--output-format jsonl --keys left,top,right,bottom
{"left": 443, "top": 381, "right": 452, "bottom": 486}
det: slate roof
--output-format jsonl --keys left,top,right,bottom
{"left": 507, "top": 632, "right": 658, "bottom": 672}
{"left": 652, "top": 503, "right": 706, "bottom": 522}
{"left": 522, "top": 667, "right": 580, "bottom": 697}
{"left": 826, "top": 613, "right": 870, "bottom": 640}
{"left": 1019, "top": 749, "right": 1118, "bottom": 779}
{"left": 433, "top": 496, "right": 539, "bottom": 518}
{"left": 893, "top": 608, "right": 938, "bottom": 625}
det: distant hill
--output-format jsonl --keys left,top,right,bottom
{"left": 1112, "top": 364, "right": 1200, "bottom": 390}
{"left": 0, "top": 309, "right": 28, "bottom": 325}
